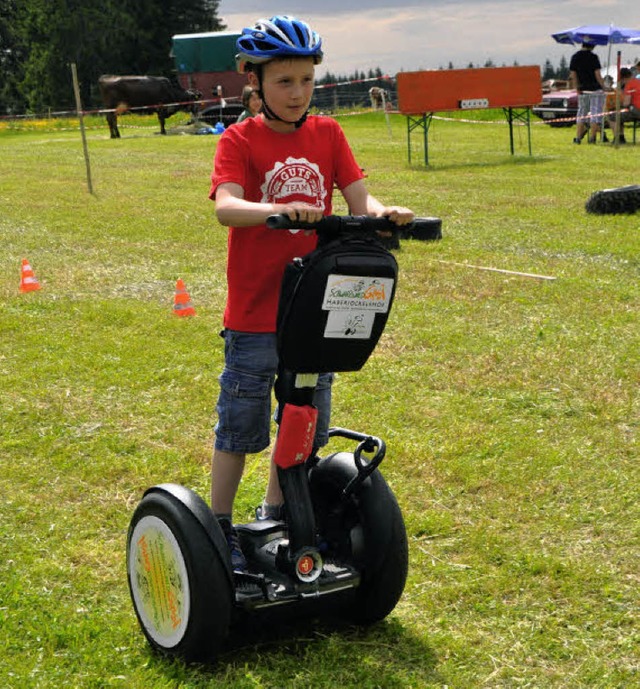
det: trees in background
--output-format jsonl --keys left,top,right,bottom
{"left": 542, "top": 56, "right": 570, "bottom": 81}
{"left": 0, "top": 0, "right": 24, "bottom": 113}
{"left": 0, "top": 2, "right": 608, "bottom": 118}
{"left": 0, "top": 0, "right": 224, "bottom": 114}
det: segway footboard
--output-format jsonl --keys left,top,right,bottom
{"left": 234, "top": 518, "right": 362, "bottom": 611}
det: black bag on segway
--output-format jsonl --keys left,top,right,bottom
{"left": 276, "top": 237, "right": 398, "bottom": 373}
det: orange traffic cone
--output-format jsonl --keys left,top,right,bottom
{"left": 173, "top": 278, "right": 196, "bottom": 317}
{"left": 19, "top": 258, "right": 41, "bottom": 292}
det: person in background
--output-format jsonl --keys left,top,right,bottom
{"left": 236, "top": 85, "right": 262, "bottom": 123}
{"left": 608, "top": 67, "right": 640, "bottom": 144}
{"left": 209, "top": 15, "right": 415, "bottom": 571}
{"left": 569, "top": 38, "right": 607, "bottom": 144}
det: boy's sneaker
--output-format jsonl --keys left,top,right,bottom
{"left": 218, "top": 518, "right": 247, "bottom": 572}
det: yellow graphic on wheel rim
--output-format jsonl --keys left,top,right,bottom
{"left": 130, "top": 516, "right": 190, "bottom": 647}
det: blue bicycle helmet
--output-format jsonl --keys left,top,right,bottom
{"left": 236, "top": 16, "right": 323, "bottom": 73}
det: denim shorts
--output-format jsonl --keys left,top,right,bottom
{"left": 214, "top": 330, "right": 333, "bottom": 454}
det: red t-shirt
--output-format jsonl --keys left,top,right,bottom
{"left": 624, "top": 79, "right": 640, "bottom": 109}
{"left": 210, "top": 115, "right": 365, "bottom": 332}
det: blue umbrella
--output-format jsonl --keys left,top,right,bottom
{"left": 552, "top": 25, "right": 640, "bottom": 46}
{"left": 552, "top": 25, "right": 640, "bottom": 77}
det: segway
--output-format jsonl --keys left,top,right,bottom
{"left": 126, "top": 213, "right": 442, "bottom": 662}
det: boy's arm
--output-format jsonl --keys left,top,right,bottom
{"left": 342, "top": 179, "right": 414, "bottom": 225}
{"left": 215, "top": 182, "right": 324, "bottom": 227}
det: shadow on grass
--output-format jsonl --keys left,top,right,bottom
{"left": 145, "top": 610, "right": 441, "bottom": 686}
{"left": 408, "top": 154, "right": 554, "bottom": 173}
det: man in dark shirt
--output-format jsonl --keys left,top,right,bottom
{"left": 569, "top": 39, "right": 606, "bottom": 143}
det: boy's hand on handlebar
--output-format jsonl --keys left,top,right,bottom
{"left": 376, "top": 207, "right": 415, "bottom": 226}
{"left": 278, "top": 203, "right": 324, "bottom": 235}
{"left": 281, "top": 204, "right": 324, "bottom": 223}
{"left": 369, "top": 207, "right": 415, "bottom": 237}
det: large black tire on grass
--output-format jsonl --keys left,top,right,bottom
{"left": 585, "top": 185, "right": 640, "bottom": 215}
{"left": 126, "top": 484, "right": 234, "bottom": 663}
{"left": 309, "top": 452, "right": 408, "bottom": 624}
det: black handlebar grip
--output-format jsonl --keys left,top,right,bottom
{"left": 266, "top": 214, "right": 442, "bottom": 239}
{"left": 403, "top": 217, "right": 442, "bottom": 240}
{"left": 266, "top": 214, "right": 297, "bottom": 229}
{"left": 265, "top": 214, "right": 336, "bottom": 231}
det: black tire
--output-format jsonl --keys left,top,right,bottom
{"left": 126, "top": 484, "right": 234, "bottom": 662}
{"left": 585, "top": 185, "right": 640, "bottom": 215}
{"left": 309, "top": 452, "right": 408, "bottom": 624}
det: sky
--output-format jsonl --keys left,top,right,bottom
{"left": 217, "top": 0, "right": 640, "bottom": 77}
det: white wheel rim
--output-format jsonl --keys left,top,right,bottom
{"left": 128, "top": 515, "right": 190, "bottom": 648}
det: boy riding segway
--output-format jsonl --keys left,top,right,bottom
{"left": 209, "top": 15, "right": 416, "bottom": 570}
{"left": 125, "top": 15, "right": 442, "bottom": 663}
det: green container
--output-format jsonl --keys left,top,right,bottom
{"left": 171, "top": 31, "right": 241, "bottom": 73}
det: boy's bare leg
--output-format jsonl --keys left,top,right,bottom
{"left": 264, "top": 452, "right": 284, "bottom": 506}
{"left": 210, "top": 449, "right": 245, "bottom": 515}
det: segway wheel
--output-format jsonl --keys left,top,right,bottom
{"left": 585, "top": 184, "right": 640, "bottom": 215}
{"left": 309, "top": 452, "right": 408, "bottom": 624}
{"left": 126, "top": 484, "right": 234, "bottom": 662}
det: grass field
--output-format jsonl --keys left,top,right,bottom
{"left": 1, "top": 110, "right": 638, "bottom": 688}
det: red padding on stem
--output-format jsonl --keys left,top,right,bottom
{"left": 273, "top": 404, "right": 318, "bottom": 469}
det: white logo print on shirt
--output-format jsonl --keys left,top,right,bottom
{"left": 261, "top": 156, "right": 327, "bottom": 212}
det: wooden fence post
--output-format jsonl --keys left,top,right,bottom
{"left": 70, "top": 62, "right": 94, "bottom": 194}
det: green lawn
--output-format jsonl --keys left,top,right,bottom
{"left": 1, "top": 111, "right": 638, "bottom": 688}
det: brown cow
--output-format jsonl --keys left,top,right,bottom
{"left": 98, "top": 75, "right": 200, "bottom": 138}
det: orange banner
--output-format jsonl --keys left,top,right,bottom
{"left": 397, "top": 66, "right": 542, "bottom": 114}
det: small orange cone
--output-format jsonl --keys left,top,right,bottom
{"left": 19, "top": 258, "right": 42, "bottom": 292}
{"left": 173, "top": 278, "right": 196, "bottom": 317}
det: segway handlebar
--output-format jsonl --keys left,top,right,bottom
{"left": 266, "top": 213, "right": 441, "bottom": 239}
{"left": 327, "top": 427, "right": 386, "bottom": 499}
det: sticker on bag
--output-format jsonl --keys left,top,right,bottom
{"left": 321, "top": 275, "right": 394, "bottom": 313}
{"left": 321, "top": 274, "right": 394, "bottom": 340}
{"left": 324, "top": 310, "right": 374, "bottom": 339}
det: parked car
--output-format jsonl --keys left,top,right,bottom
{"left": 541, "top": 79, "right": 569, "bottom": 93}
{"left": 532, "top": 88, "right": 578, "bottom": 127}
{"left": 191, "top": 102, "right": 245, "bottom": 127}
